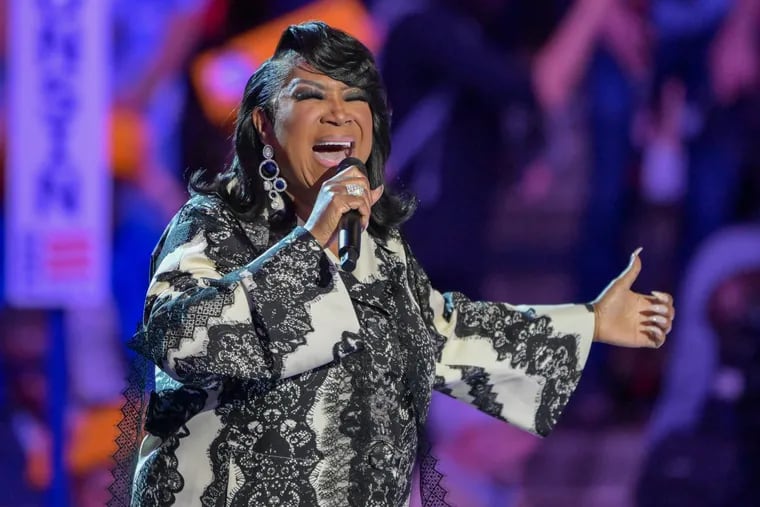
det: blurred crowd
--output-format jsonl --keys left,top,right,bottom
{"left": 1, "top": 0, "right": 759, "bottom": 505}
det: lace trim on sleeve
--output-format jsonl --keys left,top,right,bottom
{"left": 107, "top": 347, "right": 153, "bottom": 507}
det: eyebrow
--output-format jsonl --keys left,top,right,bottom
{"left": 287, "top": 78, "right": 356, "bottom": 92}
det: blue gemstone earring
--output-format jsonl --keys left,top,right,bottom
{"left": 259, "top": 144, "right": 287, "bottom": 211}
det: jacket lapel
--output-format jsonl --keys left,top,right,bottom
{"left": 338, "top": 235, "right": 405, "bottom": 317}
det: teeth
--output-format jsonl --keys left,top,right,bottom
{"left": 316, "top": 141, "right": 351, "bottom": 146}
{"left": 313, "top": 141, "right": 352, "bottom": 151}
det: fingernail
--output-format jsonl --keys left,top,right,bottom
{"left": 631, "top": 247, "right": 643, "bottom": 258}
{"left": 651, "top": 304, "right": 668, "bottom": 315}
{"left": 645, "top": 325, "right": 664, "bottom": 338}
{"left": 651, "top": 290, "right": 669, "bottom": 303}
{"left": 650, "top": 315, "right": 666, "bottom": 325}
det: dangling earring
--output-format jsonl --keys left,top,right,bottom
{"left": 259, "top": 144, "right": 287, "bottom": 211}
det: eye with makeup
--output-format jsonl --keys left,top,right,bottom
{"left": 291, "top": 86, "right": 368, "bottom": 103}
{"left": 344, "top": 89, "right": 369, "bottom": 102}
{"left": 293, "top": 88, "right": 323, "bottom": 101}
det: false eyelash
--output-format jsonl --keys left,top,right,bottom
{"left": 293, "top": 90, "right": 323, "bottom": 100}
{"left": 345, "top": 92, "right": 369, "bottom": 102}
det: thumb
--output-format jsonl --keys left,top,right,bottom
{"left": 616, "top": 247, "right": 643, "bottom": 289}
{"left": 370, "top": 184, "right": 385, "bottom": 205}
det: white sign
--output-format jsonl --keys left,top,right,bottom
{"left": 6, "top": 0, "right": 111, "bottom": 307}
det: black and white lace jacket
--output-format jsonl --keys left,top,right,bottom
{"left": 129, "top": 192, "right": 594, "bottom": 506}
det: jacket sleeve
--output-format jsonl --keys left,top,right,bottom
{"left": 402, "top": 240, "right": 594, "bottom": 437}
{"left": 131, "top": 197, "right": 360, "bottom": 385}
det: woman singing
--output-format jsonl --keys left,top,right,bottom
{"left": 126, "top": 21, "right": 674, "bottom": 506}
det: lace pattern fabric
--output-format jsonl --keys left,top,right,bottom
{"left": 109, "top": 193, "right": 594, "bottom": 506}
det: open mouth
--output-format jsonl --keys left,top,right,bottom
{"left": 312, "top": 140, "right": 354, "bottom": 167}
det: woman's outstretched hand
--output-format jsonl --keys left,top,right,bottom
{"left": 592, "top": 248, "right": 675, "bottom": 348}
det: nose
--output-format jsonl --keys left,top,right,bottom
{"left": 321, "top": 97, "right": 352, "bottom": 126}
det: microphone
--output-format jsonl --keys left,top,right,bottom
{"left": 336, "top": 157, "right": 367, "bottom": 272}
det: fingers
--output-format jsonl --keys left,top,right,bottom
{"left": 324, "top": 179, "right": 374, "bottom": 228}
{"left": 325, "top": 183, "right": 372, "bottom": 229}
{"left": 328, "top": 167, "right": 372, "bottom": 200}
{"left": 331, "top": 165, "right": 368, "bottom": 185}
{"left": 306, "top": 166, "right": 377, "bottom": 246}
{"left": 647, "top": 291, "right": 675, "bottom": 326}
{"left": 326, "top": 166, "right": 383, "bottom": 229}
{"left": 651, "top": 290, "right": 672, "bottom": 306}
{"left": 641, "top": 289, "right": 675, "bottom": 347}
{"left": 642, "top": 326, "right": 666, "bottom": 348}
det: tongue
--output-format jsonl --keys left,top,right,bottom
{"left": 314, "top": 149, "right": 345, "bottom": 165}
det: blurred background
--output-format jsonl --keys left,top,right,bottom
{"left": 1, "top": 0, "right": 759, "bottom": 505}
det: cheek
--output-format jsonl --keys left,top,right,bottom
{"left": 273, "top": 105, "right": 298, "bottom": 145}
{"left": 274, "top": 109, "right": 313, "bottom": 158}
{"left": 357, "top": 108, "right": 374, "bottom": 158}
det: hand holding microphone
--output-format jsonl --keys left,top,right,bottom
{"left": 303, "top": 157, "right": 384, "bottom": 271}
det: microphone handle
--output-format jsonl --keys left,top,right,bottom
{"left": 339, "top": 209, "right": 361, "bottom": 272}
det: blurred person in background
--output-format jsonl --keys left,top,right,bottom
{"left": 636, "top": 224, "right": 760, "bottom": 506}
{"left": 0, "top": 308, "right": 48, "bottom": 505}
{"left": 579, "top": 0, "right": 758, "bottom": 301}
{"left": 113, "top": 0, "right": 210, "bottom": 219}
{"left": 381, "top": 0, "right": 622, "bottom": 299}
{"left": 572, "top": 0, "right": 760, "bottom": 423}
{"left": 633, "top": 9, "right": 760, "bottom": 495}
{"left": 118, "top": 22, "right": 674, "bottom": 506}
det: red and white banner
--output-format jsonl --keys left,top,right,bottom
{"left": 6, "top": 0, "right": 111, "bottom": 307}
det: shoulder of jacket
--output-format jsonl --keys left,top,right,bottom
{"left": 171, "top": 192, "right": 238, "bottom": 225}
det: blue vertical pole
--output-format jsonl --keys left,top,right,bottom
{"left": 48, "top": 310, "right": 68, "bottom": 507}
